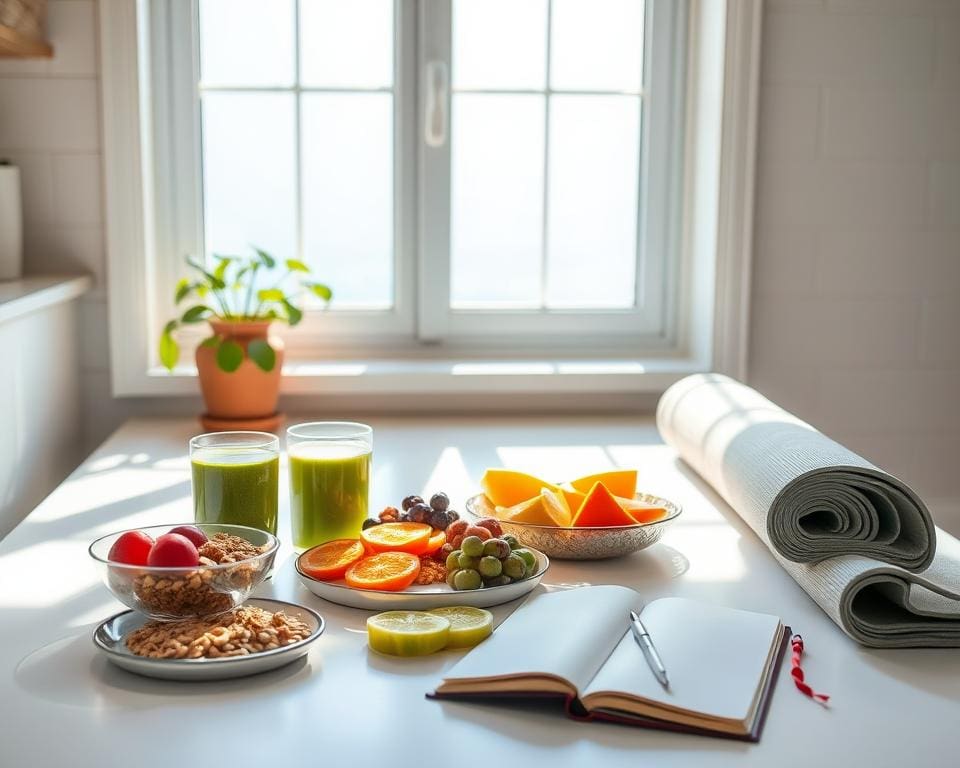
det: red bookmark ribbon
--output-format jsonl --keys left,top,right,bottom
{"left": 790, "top": 634, "right": 830, "bottom": 706}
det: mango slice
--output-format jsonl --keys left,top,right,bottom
{"left": 569, "top": 469, "right": 638, "bottom": 500}
{"left": 572, "top": 482, "right": 638, "bottom": 527}
{"left": 616, "top": 495, "right": 669, "bottom": 524}
{"left": 481, "top": 469, "right": 555, "bottom": 507}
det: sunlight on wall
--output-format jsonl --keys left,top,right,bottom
{"left": 422, "top": 447, "right": 475, "bottom": 503}
{"left": 495, "top": 445, "right": 614, "bottom": 480}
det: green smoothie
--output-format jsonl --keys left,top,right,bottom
{"left": 289, "top": 442, "right": 371, "bottom": 548}
{"left": 192, "top": 448, "right": 280, "bottom": 534}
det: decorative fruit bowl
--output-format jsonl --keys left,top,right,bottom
{"left": 466, "top": 492, "right": 682, "bottom": 560}
{"left": 89, "top": 523, "right": 279, "bottom": 621}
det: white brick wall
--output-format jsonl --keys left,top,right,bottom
{"left": 1, "top": 0, "right": 957, "bottom": 532}
{"left": 751, "top": 0, "right": 960, "bottom": 532}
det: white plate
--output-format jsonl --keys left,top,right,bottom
{"left": 296, "top": 548, "right": 549, "bottom": 610}
{"left": 92, "top": 598, "right": 324, "bottom": 681}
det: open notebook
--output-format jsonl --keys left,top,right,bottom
{"left": 430, "top": 586, "right": 788, "bottom": 741}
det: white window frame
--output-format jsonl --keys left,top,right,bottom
{"left": 101, "top": 0, "right": 761, "bottom": 400}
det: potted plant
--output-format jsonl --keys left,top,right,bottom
{"left": 159, "top": 247, "right": 332, "bottom": 430}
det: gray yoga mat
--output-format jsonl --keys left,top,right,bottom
{"left": 657, "top": 373, "right": 960, "bottom": 648}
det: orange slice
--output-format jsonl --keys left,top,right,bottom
{"left": 360, "top": 522, "right": 433, "bottom": 554}
{"left": 422, "top": 529, "right": 446, "bottom": 555}
{"left": 540, "top": 487, "right": 572, "bottom": 526}
{"left": 569, "top": 470, "right": 638, "bottom": 499}
{"left": 496, "top": 496, "right": 555, "bottom": 526}
{"left": 572, "top": 482, "right": 638, "bottom": 527}
{"left": 345, "top": 551, "right": 421, "bottom": 591}
{"left": 299, "top": 539, "right": 366, "bottom": 581}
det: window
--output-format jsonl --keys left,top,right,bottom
{"left": 147, "top": 0, "right": 686, "bottom": 357}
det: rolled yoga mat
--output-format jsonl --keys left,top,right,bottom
{"left": 657, "top": 373, "right": 960, "bottom": 648}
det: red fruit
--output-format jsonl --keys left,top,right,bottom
{"left": 451, "top": 535, "right": 464, "bottom": 548}
{"left": 463, "top": 525, "right": 492, "bottom": 541}
{"left": 147, "top": 533, "right": 200, "bottom": 567}
{"left": 446, "top": 519, "right": 469, "bottom": 539}
{"left": 108, "top": 530, "right": 154, "bottom": 566}
{"left": 168, "top": 525, "right": 208, "bottom": 548}
{"left": 473, "top": 517, "right": 503, "bottom": 538}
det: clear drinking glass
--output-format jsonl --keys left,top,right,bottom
{"left": 287, "top": 422, "right": 373, "bottom": 549}
{"left": 190, "top": 431, "right": 280, "bottom": 535}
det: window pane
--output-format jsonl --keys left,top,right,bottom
{"left": 301, "top": 93, "right": 394, "bottom": 309}
{"left": 300, "top": 0, "right": 394, "bottom": 88}
{"left": 545, "top": 96, "right": 639, "bottom": 308}
{"left": 199, "top": 0, "right": 295, "bottom": 87}
{"left": 550, "top": 0, "right": 644, "bottom": 92}
{"left": 453, "top": 0, "right": 547, "bottom": 91}
{"left": 451, "top": 95, "right": 545, "bottom": 308}
{"left": 201, "top": 93, "right": 297, "bottom": 275}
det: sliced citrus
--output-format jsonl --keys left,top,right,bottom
{"left": 481, "top": 469, "right": 556, "bottom": 507}
{"left": 345, "top": 551, "right": 421, "bottom": 591}
{"left": 540, "top": 487, "right": 572, "bottom": 527}
{"left": 569, "top": 469, "right": 638, "bottom": 499}
{"left": 422, "top": 529, "right": 446, "bottom": 555}
{"left": 572, "top": 482, "right": 638, "bottom": 527}
{"left": 428, "top": 606, "right": 493, "bottom": 649}
{"left": 616, "top": 496, "right": 669, "bottom": 524}
{"left": 557, "top": 485, "right": 587, "bottom": 514}
{"left": 299, "top": 538, "right": 366, "bottom": 581}
{"left": 366, "top": 611, "right": 451, "bottom": 656}
{"left": 360, "top": 522, "right": 433, "bottom": 554}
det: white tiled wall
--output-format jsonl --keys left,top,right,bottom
{"left": 750, "top": 0, "right": 960, "bottom": 531}
{"left": 1, "top": 1, "right": 957, "bottom": 530}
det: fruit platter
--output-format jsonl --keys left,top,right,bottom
{"left": 296, "top": 491, "right": 549, "bottom": 610}
{"left": 466, "top": 469, "right": 682, "bottom": 560}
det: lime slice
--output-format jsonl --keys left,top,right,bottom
{"left": 366, "top": 611, "right": 450, "bottom": 657}
{"left": 428, "top": 606, "right": 494, "bottom": 649}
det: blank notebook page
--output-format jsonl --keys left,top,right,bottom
{"left": 582, "top": 597, "right": 782, "bottom": 721}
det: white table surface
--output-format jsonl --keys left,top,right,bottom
{"left": 1, "top": 417, "right": 958, "bottom": 768}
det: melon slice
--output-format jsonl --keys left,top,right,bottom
{"left": 572, "top": 482, "right": 638, "bottom": 527}
{"left": 496, "top": 496, "right": 555, "bottom": 526}
{"left": 540, "top": 487, "right": 572, "bottom": 527}
{"left": 616, "top": 495, "right": 669, "bottom": 524}
{"left": 569, "top": 469, "right": 638, "bottom": 500}
{"left": 481, "top": 469, "right": 554, "bottom": 507}
{"left": 558, "top": 484, "right": 587, "bottom": 514}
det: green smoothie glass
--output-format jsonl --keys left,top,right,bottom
{"left": 190, "top": 431, "right": 280, "bottom": 535}
{"left": 287, "top": 421, "right": 372, "bottom": 550}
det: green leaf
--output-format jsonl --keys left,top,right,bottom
{"left": 174, "top": 278, "right": 192, "bottom": 304}
{"left": 180, "top": 305, "right": 213, "bottom": 323}
{"left": 254, "top": 247, "right": 276, "bottom": 269}
{"left": 159, "top": 330, "right": 179, "bottom": 371}
{"left": 199, "top": 335, "right": 221, "bottom": 349}
{"left": 282, "top": 298, "right": 303, "bottom": 326}
{"left": 186, "top": 257, "right": 226, "bottom": 290}
{"left": 247, "top": 339, "right": 276, "bottom": 372}
{"left": 257, "top": 288, "right": 285, "bottom": 303}
{"left": 213, "top": 256, "right": 233, "bottom": 282}
{"left": 216, "top": 339, "right": 244, "bottom": 372}
{"left": 196, "top": 284, "right": 209, "bottom": 298}
{"left": 305, "top": 282, "right": 333, "bottom": 302}
{"left": 163, "top": 319, "right": 178, "bottom": 334}
{"left": 285, "top": 258, "right": 310, "bottom": 273}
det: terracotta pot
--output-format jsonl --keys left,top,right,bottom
{"left": 195, "top": 319, "right": 284, "bottom": 420}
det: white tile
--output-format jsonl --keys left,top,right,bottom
{"left": 827, "top": 0, "right": 960, "bottom": 14}
{"left": 757, "top": 85, "right": 820, "bottom": 160}
{"left": 818, "top": 162, "right": 926, "bottom": 231}
{"left": 751, "top": 222, "right": 818, "bottom": 295}
{"left": 0, "top": 79, "right": 99, "bottom": 152}
{"left": 935, "top": 17, "right": 960, "bottom": 83}
{"left": 919, "top": 231, "right": 960, "bottom": 296}
{"left": 77, "top": 295, "right": 110, "bottom": 372}
{"left": 750, "top": 295, "right": 920, "bottom": 365}
{"left": 928, "top": 161, "right": 960, "bottom": 229}
{"left": 747, "top": 361, "right": 821, "bottom": 425}
{"left": 753, "top": 160, "right": 821, "bottom": 235}
{"left": 816, "top": 229, "right": 920, "bottom": 296}
{"left": 47, "top": 1, "right": 98, "bottom": 76}
{"left": 0, "top": 150, "right": 54, "bottom": 224}
{"left": 761, "top": 12, "right": 828, "bottom": 84}
{"left": 22, "top": 223, "right": 105, "bottom": 287}
{"left": 821, "top": 87, "right": 929, "bottom": 159}
{"left": 52, "top": 153, "right": 102, "bottom": 224}
{"left": 919, "top": 298, "right": 960, "bottom": 364}
{"left": 907, "top": 432, "right": 960, "bottom": 498}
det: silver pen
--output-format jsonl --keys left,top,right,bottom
{"left": 629, "top": 610, "right": 670, "bottom": 690}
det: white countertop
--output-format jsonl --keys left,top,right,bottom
{"left": 0, "top": 274, "right": 91, "bottom": 324}
{"left": 1, "top": 417, "right": 957, "bottom": 768}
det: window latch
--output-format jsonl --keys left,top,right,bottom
{"left": 424, "top": 61, "right": 448, "bottom": 148}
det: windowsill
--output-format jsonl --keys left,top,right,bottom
{"left": 130, "top": 355, "right": 710, "bottom": 397}
{"left": 0, "top": 275, "right": 91, "bottom": 325}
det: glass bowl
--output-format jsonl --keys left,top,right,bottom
{"left": 89, "top": 523, "right": 279, "bottom": 621}
{"left": 466, "top": 493, "right": 682, "bottom": 560}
